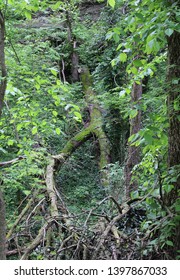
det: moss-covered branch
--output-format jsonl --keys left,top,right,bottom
{"left": 80, "top": 67, "right": 111, "bottom": 188}
{"left": 47, "top": 67, "right": 111, "bottom": 191}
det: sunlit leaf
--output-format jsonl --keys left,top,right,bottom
{"left": 130, "top": 109, "right": 138, "bottom": 119}
{"left": 32, "top": 127, "right": 38, "bottom": 135}
{"left": 55, "top": 128, "right": 61, "bottom": 135}
{"left": 108, "top": 0, "right": 115, "bottom": 8}
{"left": 119, "top": 53, "right": 127, "bottom": 62}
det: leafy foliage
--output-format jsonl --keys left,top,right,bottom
{"left": 0, "top": 0, "right": 179, "bottom": 260}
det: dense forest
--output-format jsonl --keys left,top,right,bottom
{"left": 0, "top": 0, "right": 179, "bottom": 260}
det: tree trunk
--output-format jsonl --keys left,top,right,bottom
{"left": 80, "top": 67, "right": 111, "bottom": 188}
{"left": 66, "top": 10, "right": 79, "bottom": 83}
{"left": 167, "top": 30, "right": 180, "bottom": 196}
{"left": 0, "top": 189, "right": 6, "bottom": 259}
{"left": 49, "top": 68, "right": 111, "bottom": 188}
{"left": 71, "top": 41, "right": 79, "bottom": 82}
{"left": 0, "top": 10, "right": 6, "bottom": 260}
{"left": 125, "top": 81, "right": 142, "bottom": 199}
{"left": 0, "top": 11, "right": 6, "bottom": 116}
{"left": 166, "top": 30, "right": 180, "bottom": 252}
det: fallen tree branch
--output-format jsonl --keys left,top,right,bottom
{"left": 0, "top": 156, "right": 26, "bottom": 166}
{"left": 46, "top": 158, "right": 59, "bottom": 219}
{"left": 92, "top": 206, "right": 131, "bottom": 260}
{"left": 20, "top": 219, "right": 52, "bottom": 260}
{"left": 6, "top": 196, "right": 34, "bottom": 240}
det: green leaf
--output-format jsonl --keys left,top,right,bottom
{"left": 74, "top": 111, "right": 82, "bottom": 122}
{"left": 175, "top": 204, "right": 180, "bottom": 212}
{"left": 164, "top": 184, "right": 174, "bottom": 193}
{"left": 111, "top": 59, "right": 116, "bottom": 67}
{"left": 119, "top": 90, "right": 126, "bottom": 97}
{"left": 165, "top": 29, "right": 174, "bottom": 37}
{"left": 55, "top": 128, "right": 61, "bottom": 135}
{"left": 130, "top": 109, "right": 138, "bottom": 119}
{"left": 128, "top": 133, "right": 139, "bottom": 143}
{"left": 166, "top": 240, "right": 174, "bottom": 246}
{"left": 24, "top": 150, "right": 30, "bottom": 157}
{"left": 7, "top": 139, "right": 14, "bottom": 146}
{"left": 35, "top": 83, "right": 40, "bottom": 90}
{"left": 52, "top": 110, "right": 58, "bottom": 117}
{"left": 131, "top": 66, "right": 138, "bottom": 75}
{"left": 116, "top": 43, "right": 122, "bottom": 51}
{"left": 135, "top": 13, "right": 144, "bottom": 21}
{"left": 174, "top": 100, "right": 180, "bottom": 111}
{"left": 172, "top": 79, "right": 179, "bottom": 85}
{"left": 144, "top": 132, "right": 153, "bottom": 144}
{"left": 146, "top": 39, "right": 160, "bottom": 54}
{"left": 113, "top": 33, "right": 120, "bottom": 43}
{"left": 32, "top": 127, "right": 38, "bottom": 135}
{"left": 52, "top": 1, "right": 62, "bottom": 10}
{"left": 24, "top": 10, "right": 32, "bottom": 20}
{"left": 119, "top": 53, "right": 127, "bottom": 63}
{"left": 105, "top": 32, "right": 113, "bottom": 40}
{"left": 130, "top": 190, "right": 139, "bottom": 199}
{"left": 50, "top": 68, "right": 58, "bottom": 76}
{"left": 108, "top": 0, "right": 115, "bottom": 8}
{"left": 133, "top": 59, "right": 143, "bottom": 67}
{"left": 17, "top": 123, "right": 22, "bottom": 131}
{"left": 23, "top": 190, "right": 31, "bottom": 196}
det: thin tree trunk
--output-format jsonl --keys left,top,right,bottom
{"left": 71, "top": 41, "right": 79, "bottom": 82}
{"left": 167, "top": 30, "right": 180, "bottom": 195}
{"left": 0, "top": 11, "right": 6, "bottom": 116}
{"left": 0, "top": 10, "right": 6, "bottom": 260}
{"left": 66, "top": 10, "right": 79, "bottom": 82}
{"left": 0, "top": 189, "right": 6, "bottom": 259}
{"left": 125, "top": 81, "right": 142, "bottom": 199}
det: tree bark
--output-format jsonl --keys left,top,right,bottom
{"left": 0, "top": 189, "right": 6, "bottom": 259}
{"left": 66, "top": 10, "right": 79, "bottom": 82}
{"left": 46, "top": 67, "right": 111, "bottom": 201}
{"left": 125, "top": 81, "right": 142, "bottom": 199}
{"left": 71, "top": 41, "right": 79, "bottom": 82}
{"left": 0, "top": 10, "right": 6, "bottom": 260}
{"left": 166, "top": 29, "right": 180, "bottom": 252}
{"left": 0, "top": 11, "right": 6, "bottom": 116}
{"left": 167, "top": 30, "right": 180, "bottom": 195}
{"left": 80, "top": 67, "right": 111, "bottom": 188}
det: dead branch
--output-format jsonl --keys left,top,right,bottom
{"left": 0, "top": 156, "right": 26, "bottom": 166}
{"left": 6, "top": 196, "right": 34, "bottom": 240}
{"left": 20, "top": 219, "right": 52, "bottom": 260}
{"left": 61, "top": 58, "right": 66, "bottom": 83}
{"left": 26, "top": 198, "right": 45, "bottom": 227}
{"left": 46, "top": 158, "right": 59, "bottom": 219}
{"left": 92, "top": 206, "right": 131, "bottom": 260}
